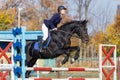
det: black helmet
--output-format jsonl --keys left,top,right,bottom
{"left": 58, "top": 6, "right": 67, "bottom": 13}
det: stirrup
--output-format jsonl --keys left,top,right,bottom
{"left": 40, "top": 49, "right": 44, "bottom": 53}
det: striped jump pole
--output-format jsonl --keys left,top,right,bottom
{"left": 17, "top": 78, "right": 99, "bottom": 80}
{"left": 26, "top": 67, "right": 99, "bottom": 72}
{"left": 34, "top": 78, "right": 99, "bottom": 80}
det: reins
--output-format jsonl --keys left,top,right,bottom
{"left": 58, "top": 30, "right": 80, "bottom": 39}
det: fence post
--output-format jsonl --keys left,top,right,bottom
{"left": 99, "top": 44, "right": 117, "bottom": 80}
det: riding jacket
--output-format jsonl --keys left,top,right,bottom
{"left": 44, "top": 13, "right": 62, "bottom": 30}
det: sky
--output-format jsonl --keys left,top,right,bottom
{"left": 67, "top": 0, "right": 119, "bottom": 34}
{"left": 90, "top": 0, "right": 119, "bottom": 20}
{"left": 68, "top": 0, "right": 119, "bottom": 20}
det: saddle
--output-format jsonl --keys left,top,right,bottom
{"left": 34, "top": 34, "right": 51, "bottom": 51}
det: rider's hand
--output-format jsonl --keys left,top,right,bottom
{"left": 52, "top": 28, "right": 57, "bottom": 31}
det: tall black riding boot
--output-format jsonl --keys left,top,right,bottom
{"left": 37, "top": 36, "right": 43, "bottom": 52}
{"left": 39, "top": 40, "right": 43, "bottom": 52}
{"left": 39, "top": 40, "right": 46, "bottom": 52}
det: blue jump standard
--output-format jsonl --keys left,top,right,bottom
{"left": 0, "top": 27, "right": 56, "bottom": 80}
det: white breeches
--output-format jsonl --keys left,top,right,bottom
{"left": 42, "top": 24, "right": 48, "bottom": 41}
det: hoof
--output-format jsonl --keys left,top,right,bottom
{"left": 25, "top": 74, "right": 30, "bottom": 78}
{"left": 61, "top": 60, "right": 67, "bottom": 65}
{"left": 61, "top": 61, "right": 66, "bottom": 65}
{"left": 70, "top": 58, "right": 75, "bottom": 64}
{"left": 25, "top": 75, "right": 29, "bottom": 78}
{"left": 18, "top": 74, "right": 21, "bottom": 78}
{"left": 25, "top": 72, "right": 30, "bottom": 78}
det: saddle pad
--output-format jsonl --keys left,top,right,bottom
{"left": 34, "top": 42, "right": 39, "bottom": 50}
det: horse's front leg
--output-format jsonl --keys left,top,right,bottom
{"left": 62, "top": 53, "right": 70, "bottom": 65}
{"left": 61, "top": 50, "right": 70, "bottom": 64}
{"left": 69, "top": 46, "right": 80, "bottom": 63}
{"left": 53, "top": 49, "right": 70, "bottom": 64}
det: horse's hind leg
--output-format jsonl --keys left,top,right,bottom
{"left": 26, "top": 57, "right": 38, "bottom": 78}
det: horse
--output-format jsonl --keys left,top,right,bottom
{"left": 25, "top": 20, "right": 89, "bottom": 77}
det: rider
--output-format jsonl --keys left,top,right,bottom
{"left": 40, "top": 6, "right": 67, "bottom": 52}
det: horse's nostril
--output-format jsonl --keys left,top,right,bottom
{"left": 84, "top": 39, "right": 89, "bottom": 44}
{"left": 86, "top": 39, "right": 89, "bottom": 42}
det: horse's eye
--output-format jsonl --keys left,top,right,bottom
{"left": 84, "top": 27, "right": 87, "bottom": 30}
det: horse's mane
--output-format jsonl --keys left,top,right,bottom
{"left": 60, "top": 20, "right": 86, "bottom": 28}
{"left": 58, "top": 20, "right": 87, "bottom": 30}
{"left": 61, "top": 21, "right": 78, "bottom": 27}
{"left": 58, "top": 20, "right": 79, "bottom": 29}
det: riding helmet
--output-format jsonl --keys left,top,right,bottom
{"left": 58, "top": 6, "right": 67, "bottom": 13}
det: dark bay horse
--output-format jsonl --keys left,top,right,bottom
{"left": 25, "top": 20, "right": 89, "bottom": 77}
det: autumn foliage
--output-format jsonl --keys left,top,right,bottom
{"left": 105, "top": 14, "right": 120, "bottom": 55}
{"left": 90, "top": 13, "right": 120, "bottom": 56}
{"left": 0, "top": 0, "right": 71, "bottom": 30}
{"left": 0, "top": 9, "right": 14, "bottom": 30}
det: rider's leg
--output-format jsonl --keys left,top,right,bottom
{"left": 42, "top": 23, "right": 48, "bottom": 42}
{"left": 39, "top": 24, "right": 48, "bottom": 52}
{"left": 37, "top": 36, "right": 42, "bottom": 52}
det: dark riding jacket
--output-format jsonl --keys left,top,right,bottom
{"left": 44, "top": 13, "right": 62, "bottom": 29}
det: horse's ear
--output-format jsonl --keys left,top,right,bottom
{"left": 82, "top": 20, "right": 88, "bottom": 24}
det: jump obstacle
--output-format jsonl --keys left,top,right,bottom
{"left": 0, "top": 40, "right": 14, "bottom": 80}
{"left": 0, "top": 27, "right": 117, "bottom": 80}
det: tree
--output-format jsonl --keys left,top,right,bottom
{"left": 1, "top": 0, "right": 70, "bottom": 30}
{"left": 74, "top": 0, "right": 83, "bottom": 20}
{"left": 105, "top": 14, "right": 120, "bottom": 56}
{"left": 0, "top": 9, "right": 14, "bottom": 30}
{"left": 84, "top": 0, "right": 91, "bottom": 20}
{"left": 74, "top": 0, "right": 92, "bottom": 20}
